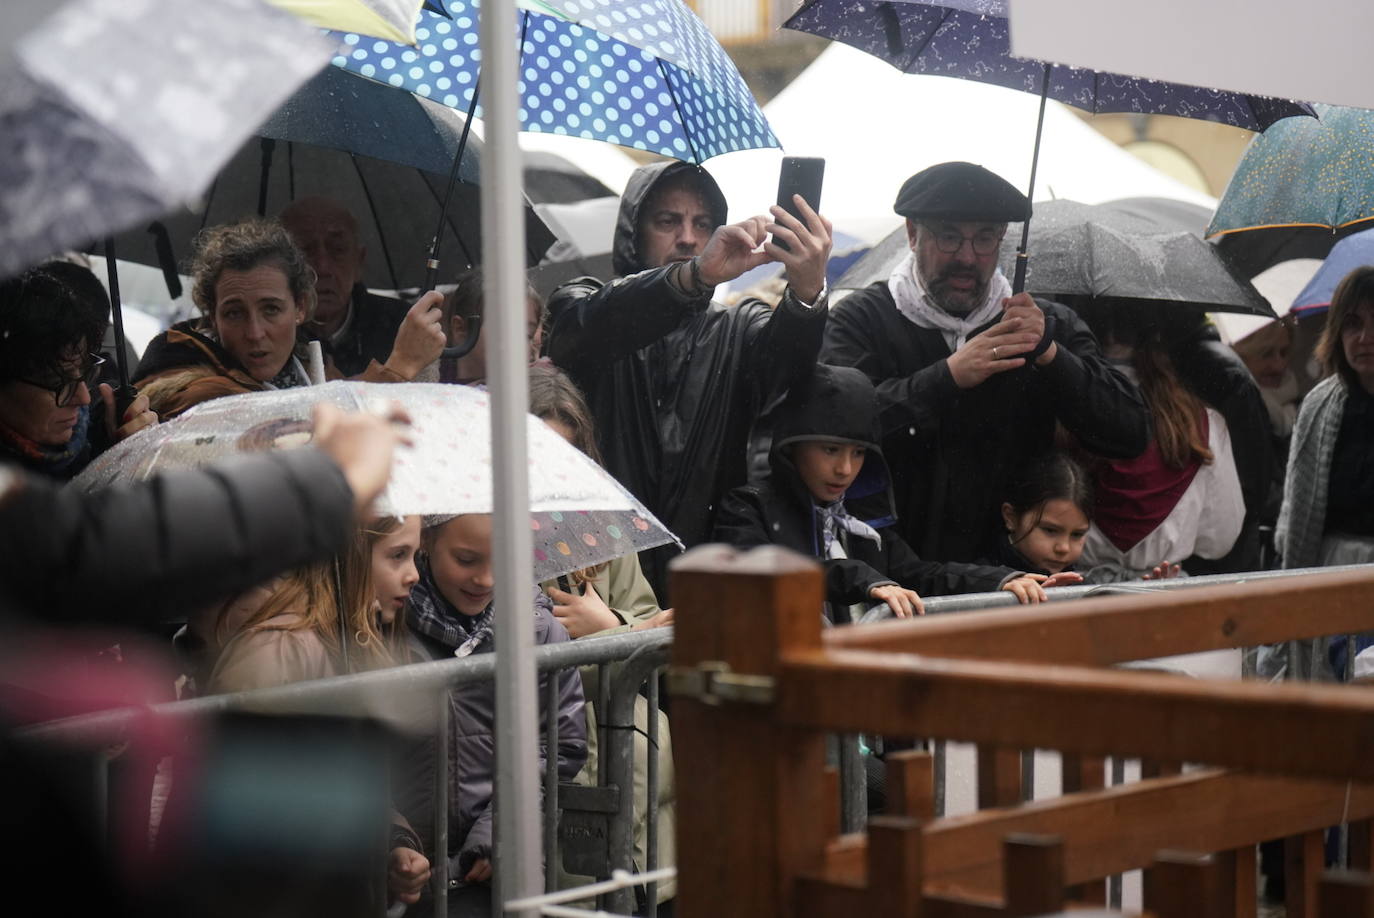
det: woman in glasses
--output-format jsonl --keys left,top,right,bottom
{"left": 0, "top": 263, "right": 156, "bottom": 480}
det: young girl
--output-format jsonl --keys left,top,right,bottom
{"left": 996, "top": 452, "right": 1094, "bottom": 579}
{"left": 714, "top": 365, "right": 1059, "bottom": 623}
{"left": 403, "top": 514, "right": 586, "bottom": 913}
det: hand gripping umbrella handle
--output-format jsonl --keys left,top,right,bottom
{"left": 441, "top": 315, "right": 483, "bottom": 360}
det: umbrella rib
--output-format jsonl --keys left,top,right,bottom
{"left": 349, "top": 153, "right": 402, "bottom": 290}
{"left": 902, "top": 5, "right": 953, "bottom": 73}
{"left": 660, "top": 61, "right": 703, "bottom": 165}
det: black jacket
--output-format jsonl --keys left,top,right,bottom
{"left": 547, "top": 162, "right": 827, "bottom": 594}
{"left": 821, "top": 283, "right": 1149, "bottom": 564}
{"left": 712, "top": 365, "right": 1014, "bottom": 622}
{"left": 322, "top": 287, "right": 409, "bottom": 378}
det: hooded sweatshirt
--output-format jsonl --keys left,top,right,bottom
{"left": 713, "top": 365, "right": 1015, "bottom": 622}
{"left": 546, "top": 162, "right": 828, "bottom": 596}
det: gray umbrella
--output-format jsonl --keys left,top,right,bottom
{"left": 837, "top": 198, "right": 1274, "bottom": 318}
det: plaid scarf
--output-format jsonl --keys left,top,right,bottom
{"left": 408, "top": 553, "right": 549, "bottom": 656}
{"left": 814, "top": 499, "right": 880, "bottom": 560}
{"left": 0, "top": 404, "right": 90, "bottom": 474}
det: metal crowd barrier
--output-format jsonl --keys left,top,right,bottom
{"left": 19, "top": 625, "right": 674, "bottom": 918}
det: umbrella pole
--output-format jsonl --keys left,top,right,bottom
{"left": 431, "top": 79, "right": 486, "bottom": 361}
{"left": 1012, "top": 65, "right": 1052, "bottom": 295}
{"left": 102, "top": 238, "right": 137, "bottom": 412}
{"left": 482, "top": 0, "right": 543, "bottom": 911}
{"left": 257, "top": 138, "right": 276, "bottom": 217}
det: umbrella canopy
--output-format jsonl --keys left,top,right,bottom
{"left": 73, "top": 381, "right": 678, "bottom": 581}
{"left": 266, "top": 0, "right": 425, "bottom": 43}
{"left": 1207, "top": 103, "right": 1374, "bottom": 278}
{"left": 785, "top": 0, "right": 1313, "bottom": 131}
{"left": 1289, "top": 226, "right": 1374, "bottom": 316}
{"left": 0, "top": 0, "right": 334, "bottom": 281}
{"left": 331, "top": 0, "right": 778, "bottom": 162}
{"left": 837, "top": 197, "right": 1273, "bottom": 317}
{"left": 105, "top": 66, "right": 557, "bottom": 295}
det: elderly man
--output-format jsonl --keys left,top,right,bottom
{"left": 280, "top": 196, "right": 411, "bottom": 377}
{"left": 822, "top": 162, "right": 1148, "bottom": 564}
{"left": 546, "top": 161, "right": 833, "bottom": 595}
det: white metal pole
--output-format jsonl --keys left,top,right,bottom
{"left": 481, "top": 0, "right": 542, "bottom": 913}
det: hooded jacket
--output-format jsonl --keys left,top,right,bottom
{"left": 712, "top": 365, "right": 1015, "bottom": 622}
{"left": 546, "top": 162, "right": 828, "bottom": 596}
{"left": 822, "top": 283, "right": 1149, "bottom": 564}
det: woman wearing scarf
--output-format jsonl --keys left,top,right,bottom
{"left": 135, "top": 219, "right": 443, "bottom": 420}
{"left": 0, "top": 262, "right": 155, "bottom": 480}
{"left": 713, "top": 364, "right": 1058, "bottom": 625}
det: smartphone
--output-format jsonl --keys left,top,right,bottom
{"left": 774, "top": 156, "right": 825, "bottom": 252}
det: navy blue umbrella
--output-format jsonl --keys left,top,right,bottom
{"left": 786, "top": 0, "right": 1315, "bottom": 292}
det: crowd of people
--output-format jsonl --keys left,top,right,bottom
{"left": 2, "top": 155, "right": 1373, "bottom": 915}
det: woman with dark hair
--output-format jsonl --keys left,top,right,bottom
{"left": 1077, "top": 303, "right": 1245, "bottom": 582}
{"left": 0, "top": 262, "right": 156, "bottom": 479}
{"left": 135, "top": 218, "right": 443, "bottom": 419}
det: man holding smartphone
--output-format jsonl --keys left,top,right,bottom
{"left": 821, "top": 161, "right": 1148, "bottom": 565}
{"left": 546, "top": 161, "right": 833, "bottom": 597}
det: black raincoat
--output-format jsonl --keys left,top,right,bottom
{"left": 546, "top": 162, "right": 827, "bottom": 594}
{"left": 821, "top": 283, "right": 1149, "bottom": 564}
{"left": 712, "top": 365, "right": 1015, "bottom": 623}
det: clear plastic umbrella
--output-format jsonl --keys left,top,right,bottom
{"left": 72, "top": 381, "right": 678, "bottom": 581}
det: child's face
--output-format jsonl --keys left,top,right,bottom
{"left": 427, "top": 514, "right": 495, "bottom": 617}
{"left": 371, "top": 516, "right": 421, "bottom": 625}
{"left": 793, "top": 441, "right": 867, "bottom": 504}
{"left": 1002, "top": 499, "right": 1090, "bottom": 574}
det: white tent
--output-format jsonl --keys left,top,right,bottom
{"left": 705, "top": 42, "right": 1217, "bottom": 243}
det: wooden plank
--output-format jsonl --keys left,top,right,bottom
{"left": 1061, "top": 755, "right": 1107, "bottom": 905}
{"left": 779, "top": 650, "right": 1374, "bottom": 781}
{"left": 793, "top": 875, "right": 866, "bottom": 918}
{"left": 1147, "top": 851, "right": 1219, "bottom": 918}
{"left": 670, "top": 546, "right": 829, "bottom": 918}
{"left": 1003, "top": 833, "right": 1064, "bottom": 916}
{"left": 821, "top": 766, "right": 840, "bottom": 840}
{"left": 1287, "top": 829, "right": 1325, "bottom": 918}
{"left": 977, "top": 746, "right": 1021, "bottom": 809}
{"left": 919, "top": 769, "right": 1372, "bottom": 899}
{"left": 1223, "top": 846, "right": 1258, "bottom": 918}
{"left": 887, "top": 749, "right": 936, "bottom": 820}
{"left": 1320, "top": 870, "right": 1374, "bottom": 918}
{"left": 867, "top": 816, "right": 924, "bottom": 918}
{"left": 1352, "top": 819, "right": 1374, "bottom": 872}
{"left": 824, "top": 567, "right": 1374, "bottom": 665}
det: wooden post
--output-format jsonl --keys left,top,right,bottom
{"left": 1061, "top": 754, "right": 1107, "bottom": 905}
{"left": 977, "top": 745, "right": 1021, "bottom": 809}
{"left": 1287, "top": 829, "right": 1326, "bottom": 918}
{"left": 1003, "top": 833, "right": 1065, "bottom": 916}
{"left": 867, "top": 816, "right": 924, "bottom": 918}
{"left": 1217, "top": 846, "right": 1257, "bottom": 918}
{"left": 1320, "top": 870, "right": 1374, "bottom": 918}
{"left": 1147, "top": 850, "right": 1219, "bottom": 918}
{"left": 670, "top": 546, "right": 829, "bottom": 918}
{"left": 887, "top": 750, "right": 935, "bottom": 820}
{"left": 1351, "top": 819, "right": 1374, "bottom": 872}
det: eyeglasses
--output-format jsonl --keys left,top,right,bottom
{"left": 922, "top": 224, "right": 1006, "bottom": 256}
{"left": 16, "top": 353, "right": 106, "bottom": 406}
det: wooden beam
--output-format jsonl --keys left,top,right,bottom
{"left": 1002, "top": 833, "right": 1065, "bottom": 916}
{"left": 1061, "top": 755, "right": 1106, "bottom": 905}
{"left": 977, "top": 746, "right": 1022, "bottom": 809}
{"left": 887, "top": 750, "right": 935, "bottom": 820}
{"left": 780, "top": 649, "right": 1374, "bottom": 780}
{"left": 1320, "top": 870, "right": 1374, "bottom": 918}
{"left": 1147, "top": 851, "right": 1220, "bottom": 918}
{"left": 1287, "top": 829, "right": 1325, "bottom": 918}
{"left": 823, "top": 567, "right": 1374, "bottom": 665}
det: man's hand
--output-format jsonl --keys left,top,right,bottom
{"left": 1001, "top": 293, "right": 1057, "bottom": 366}
{"left": 312, "top": 401, "right": 412, "bottom": 519}
{"left": 384, "top": 291, "right": 447, "bottom": 379}
{"left": 765, "top": 194, "right": 833, "bottom": 305}
{"left": 945, "top": 315, "right": 1042, "bottom": 389}
{"left": 387, "top": 847, "right": 431, "bottom": 905}
{"left": 100, "top": 384, "right": 157, "bottom": 441}
{"left": 869, "top": 583, "right": 924, "bottom": 618}
{"left": 464, "top": 857, "right": 493, "bottom": 884}
{"left": 694, "top": 216, "right": 774, "bottom": 288}
{"left": 547, "top": 581, "right": 619, "bottom": 638}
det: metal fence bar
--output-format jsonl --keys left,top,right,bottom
{"left": 646, "top": 673, "right": 660, "bottom": 918}
{"left": 543, "top": 674, "right": 560, "bottom": 894}
{"left": 933, "top": 739, "right": 947, "bottom": 817}
{"left": 838, "top": 734, "right": 866, "bottom": 833}
{"left": 434, "top": 687, "right": 450, "bottom": 917}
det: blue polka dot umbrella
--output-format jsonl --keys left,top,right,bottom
{"left": 329, "top": 0, "right": 778, "bottom": 163}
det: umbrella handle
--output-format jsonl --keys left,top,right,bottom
{"left": 440, "top": 315, "right": 483, "bottom": 360}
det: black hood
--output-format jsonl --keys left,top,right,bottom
{"left": 611, "top": 161, "right": 728, "bottom": 277}
{"left": 769, "top": 365, "right": 898, "bottom": 528}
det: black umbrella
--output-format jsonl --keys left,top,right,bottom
{"left": 838, "top": 198, "right": 1275, "bottom": 318}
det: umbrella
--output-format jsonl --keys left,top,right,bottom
{"left": 837, "top": 197, "right": 1274, "bottom": 317}
{"left": 1288, "top": 226, "right": 1374, "bottom": 316}
{"left": 73, "top": 381, "right": 679, "bottom": 581}
{"left": 330, "top": 0, "right": 778, "bottom": 163}
{"left": 1207, "top": 103, "right": 1374, "bottom": 278}
{"left": 784, "top": 0, "right": 1313, "bottom": 291}
{"left": 266, "top": 0, "right": 425, "bottom": 43}
{"left": 105, "top": 66, "right": 557, "bottom": 297}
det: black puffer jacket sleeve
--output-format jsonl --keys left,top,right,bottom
{"left": 546, "top": 269, "right": 701, "bottom": 374}
{"left": 878, "top": 528, "right": 1014, "bottom": 597}
{"left": 740, "top": 288, "right": 829, "bottom": 400}
{"left": 0, "top": 450, "right": 354, "bottom": 625}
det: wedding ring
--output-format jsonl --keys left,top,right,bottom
{"left": 992, "top": 346, "right": 1000, "bottom": 359}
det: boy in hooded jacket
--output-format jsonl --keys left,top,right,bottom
{"left": 713, "top": 365, "right": 1053, "bottom": 622}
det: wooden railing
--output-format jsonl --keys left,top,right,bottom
{"left": 668, "top": 546, "right": 1374, "bottom": 917}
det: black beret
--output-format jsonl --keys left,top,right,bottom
{"left": 893, "top": 162, "right": 1031, "bottom": 223}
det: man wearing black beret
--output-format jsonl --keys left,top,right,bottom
{"left": 821, "top": 162, "right": 1149, "bottom": 565}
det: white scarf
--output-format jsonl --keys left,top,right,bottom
{"left": 887, "top": 249, "right": 1011, "bottom": 351}
{"left": 1260, "top": 371, "right": 1300, "bottom": 438}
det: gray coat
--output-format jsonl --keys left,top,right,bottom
{"left": 401, "top": 562, "right": 588, "bottom": 879}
